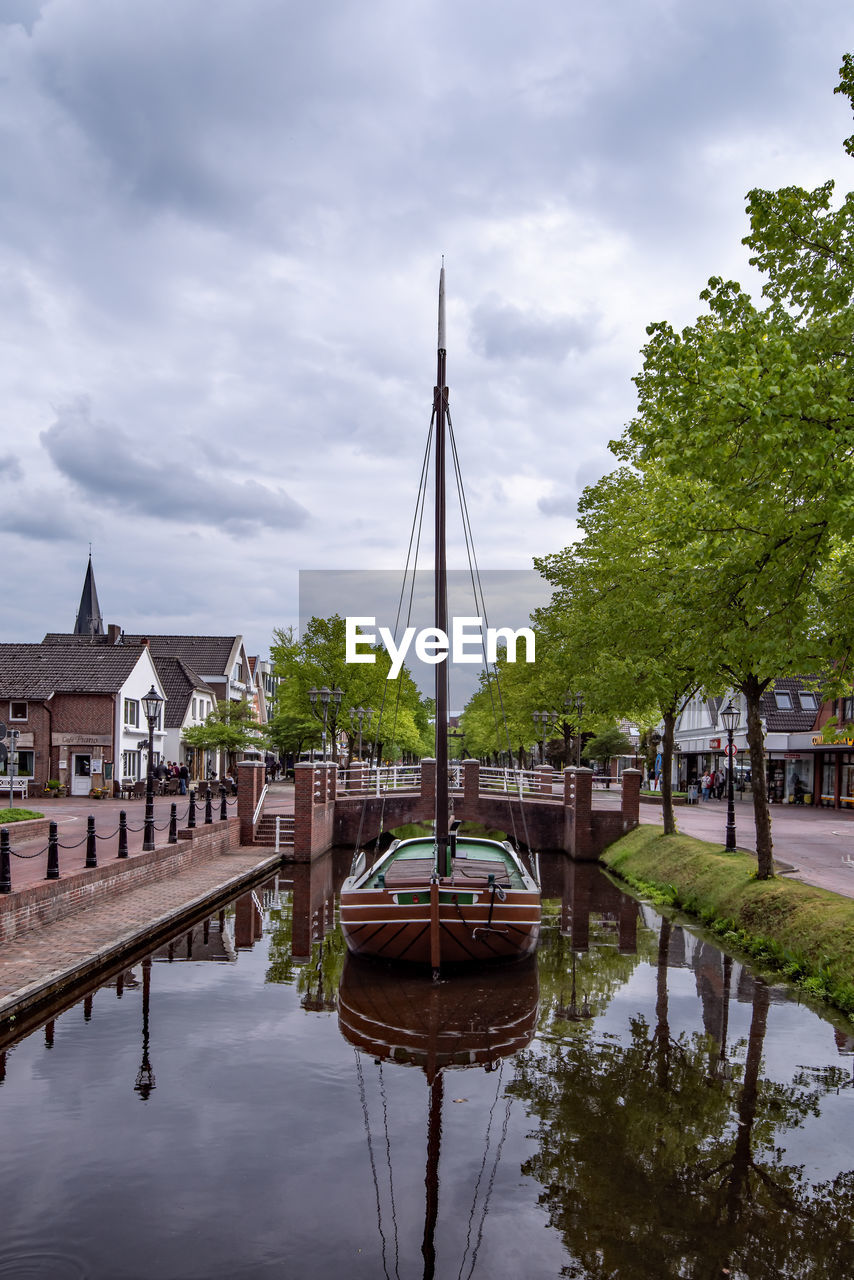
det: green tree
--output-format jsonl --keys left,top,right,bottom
{"left": 182, "top": 698, "right": 260, "bottom": 760}
{"left": 270, "top": 616, "right": 430, "bottom": 763}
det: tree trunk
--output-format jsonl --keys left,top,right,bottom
{"left": 661, "top": 708, "right": 676, "bottom": 836}
{"left": 744, "top": 675, "right": 774, "bottom": 879}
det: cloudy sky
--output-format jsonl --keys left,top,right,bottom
{"left": 2, "top": 0, "right": 852, "bottom": 660}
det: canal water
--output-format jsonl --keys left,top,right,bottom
{"left": 1, "top": 848, "right": 853, "bottom": 1279}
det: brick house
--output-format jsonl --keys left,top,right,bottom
{"left": 0, "top": 641, "right": 166, "bottom": 796}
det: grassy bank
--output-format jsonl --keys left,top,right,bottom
{"left": 601, "top": 825, "right": 854, "bottom": 1020}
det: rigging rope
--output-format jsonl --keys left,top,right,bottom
{"left": 355, "top": 1050, "right": 394, "bottom": 1280}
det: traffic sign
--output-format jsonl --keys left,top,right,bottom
{"left": 724, "top": 743, "right": 738, "bottom": 756}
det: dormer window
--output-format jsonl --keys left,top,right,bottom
{"left": 798, "top": 692, "right": 818, "bottom": 712}
{"left": 773, "top": 691, "right": 792, "bottom": 710}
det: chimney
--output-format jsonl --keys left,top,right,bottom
{"left": 107, "top": 623, "right": 121, "bottom": 645}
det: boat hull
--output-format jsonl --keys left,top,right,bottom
{"left": 339, "top": 883, "right": 540, "bottom": 966}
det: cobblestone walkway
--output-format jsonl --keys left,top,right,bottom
{"left": 0, "top": 846, "right": 281, "bottom": 1026}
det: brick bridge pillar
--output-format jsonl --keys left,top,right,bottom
{"left": 620, "top": 768, "right": 641, "bottom": 832}
{"left": 565, "top": 767, "right": 594, "bottom": 860}
{"left": 421, "top": 758, "right": 436, "bottom": 805}
{"left": 237, "top": 761, "right": 265, "bottom": 844}
{"left": 536, "top": 764, "right": 554, "bottom": 796}
{"left": 292, "top": 761, "right": 338, "bottom": 862}
{"left": 463, "top": 758, "right": 480, "bottom": 808}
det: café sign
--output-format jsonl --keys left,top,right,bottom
{"left": 52, "top": 732, "right": 112, "bottom": 747}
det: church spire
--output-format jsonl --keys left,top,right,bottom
{"left": 74, "top": 553, "right": 105, "bottom": 636}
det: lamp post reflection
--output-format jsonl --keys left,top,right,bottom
{"left": 134, "top": 956, "right": 155, "bottom": 1100}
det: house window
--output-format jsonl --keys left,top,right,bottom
{"left": 124, "top": 698, "right": 140, "bottom": 727}
{"left": 234, "top": 662, "right": 243, "bottom": 683}
{"left": 192, "top": 698, "right": 197, "bottom": 719}
{"left": 10, "top": 701, "right": 27, "bottom": 721}
{"left": 773, "top": 691, "right": 792, "bottom": 710}
{"left": 843, "top": 697, "right": 854, "bottom": 723}
{"left": 16, "top": 750, "right": 34, "bottom": 777}
{"left": 122, "top": 750, "right": 141, "bottom": 780}
{"left": 799, "top": 692, "right": 818, "bottom": 712}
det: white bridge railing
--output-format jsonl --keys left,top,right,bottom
{"left": 479, "top": 767, "right": 561, "bottom": 797}
{"left": 340, "top": 765, "right": 424, "bottom": 797}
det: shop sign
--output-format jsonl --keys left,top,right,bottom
{"left": 812, "top": 735, "right": 854, "bottom": 747}
{"left": 709, "top": 738, "right": 721, "bottom": 749}
{"left": 51, "top": 732, "right": 112, "bottom": 747}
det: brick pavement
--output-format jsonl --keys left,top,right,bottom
{"left": 1, "top": 791, "right": 245, "bottom": 892}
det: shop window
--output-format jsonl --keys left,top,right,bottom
{"left": 10, "top": 701, "right": 27, "bottom": 721}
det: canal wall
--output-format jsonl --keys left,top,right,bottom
{"left": 288, "top": 760, "right": 641, "bottom": 862}
{"left": 0, "top": 817, "right": 241, "bottom": 944}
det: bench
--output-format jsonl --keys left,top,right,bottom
{"left": 0, "top": 777, "right": 29, "bottom": 799}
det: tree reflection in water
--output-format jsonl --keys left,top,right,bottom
{"left": 513, "top": 912, "right": 854, "bottom": 1279}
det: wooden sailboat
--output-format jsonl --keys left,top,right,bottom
{"left": 339, "top": 269, "right": 541, "bottom": 970}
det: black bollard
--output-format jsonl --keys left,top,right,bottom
{"left": 118, "top": 810, "right": 128, "bottom": 858}
{"left": 188, "top": 789, "right": 197, "bottom": 829}
{"left": 0, "top": 828, "right": 11, "bottom": 894}
{"left": 168, "top": 803, "right": 177, "bottom": 844}
{"left": 204, "top": 786, "right": 213, "bottom": 825}
{"left": 219, "top": 785, "right": 228, "bottom": 821}
{"left": 46, "top": 821, "right": 59, "bottom": 880}
{"left": 85, "top": 815, "right": 98, "bottom": 868}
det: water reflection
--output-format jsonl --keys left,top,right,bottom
{"left": 0, "top": 853, "right": 852, "bottom": 1277}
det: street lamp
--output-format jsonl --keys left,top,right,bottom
{"left": 568, "top": 691, "right": 585, "bottom": 767}
{"left": 141, "top": 685, "right": 164, "bottom": 852}
{"left": 533, "top": 710, "right": 557, "bottom": 765}
{"left": 309, "top": 685, "right": 343, "bottom": 760}
{"left": 349, "top": 705, "right": 372, "bottom": 761}
{"left": 720, "top": 699, "right": 739, "bottom": 852}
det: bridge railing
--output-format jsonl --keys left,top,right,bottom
{"left": 338, "top": 764, "right": 423, "bottom": 797}
{"left": 479, "top": 767, "right": 562, "bottom": 797}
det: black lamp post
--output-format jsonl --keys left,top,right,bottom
{"left": 141, "top": 685, "right": 164, "bottom": 852}
{"left": 349, "top": 705, "right": 372, "bottom": 761}
{"left": 533, "top": 710, "right": 557, "bottom": 765}
{"left": 720, "top": 700, "right": 739, "bottom": 852}
{"left": 309, "top": 685, "right": 343, "bottom": 760}
{"left": 569, "top": 691, "right": 584, "bottom": 767}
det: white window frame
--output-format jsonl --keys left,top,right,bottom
{"left": 124, "top": 698, "right": 140, "bottom": 728}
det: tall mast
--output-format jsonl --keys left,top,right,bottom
{"left": 434, "top": 266, "right": 450, "bottom": 873}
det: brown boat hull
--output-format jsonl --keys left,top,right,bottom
{"left": 339, "top": 883, "right": 540, "bottom": 966}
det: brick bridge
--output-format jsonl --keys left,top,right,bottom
{"left": 241, "top": 759, "right": 641, "bottom": 863}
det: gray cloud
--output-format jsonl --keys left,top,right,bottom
{"left": 470, "top": 297, "right": 598, "bottom": 362}
{"left": 0, "top": 453, "right": 23, "bottom": 481}
{"left": 0, "top": 0, "right": 849, "bottom": 659}
{"left": 40, "top": 398, "right": 308, "bottom": 536}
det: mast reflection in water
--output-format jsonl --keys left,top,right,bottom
{"left": 0, "top": 851, "right": 852, "bottom": 1278}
